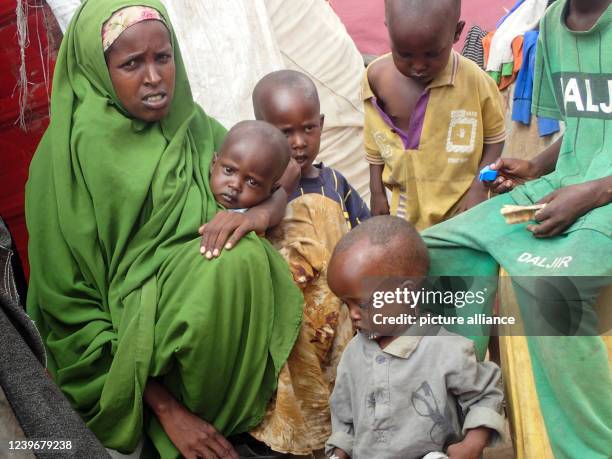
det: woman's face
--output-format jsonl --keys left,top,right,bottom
{"left": 106, "top": 20, "right": 175, "bottom": 122}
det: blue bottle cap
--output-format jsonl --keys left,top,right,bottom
{"left": 479, "top": 166, "right": 498, "bottom": 182}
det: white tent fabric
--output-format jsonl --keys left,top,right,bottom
{"left": 265, "top": 0, "right": 368, "bottom": 199}
{"left": 45, "top": 0, "right": 368, "bottom": 199}
{"left": 45, "top": 0, "right": 80, "bottom": 32}
{"left": 162, "top": 0, "right": 284, "bottom": 129}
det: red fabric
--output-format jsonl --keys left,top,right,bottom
{"left": 330, "top": 0, "right": 518, "bottom": 55}
{"left": 0, "top": 0, "right": 58, "bottom": 278}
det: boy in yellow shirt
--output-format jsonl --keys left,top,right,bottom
{"left": 366, "top": 0, "right": 506, "bottom": 230}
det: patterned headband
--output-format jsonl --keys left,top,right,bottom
{"left": 102, "top": 6, "right": 166, "bottom": 52}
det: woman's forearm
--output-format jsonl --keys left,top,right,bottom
{"left": 144, "top": 379, "right": 176, "bottom": 418}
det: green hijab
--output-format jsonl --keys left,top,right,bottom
{"left": 26, "top": 0, "right": 302, "bottom": 455}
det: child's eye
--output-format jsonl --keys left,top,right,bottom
{"left": 305, "top": 126, "right": 315, "bottom": 133}
{"left": 426, "top": 51, "right": 441, "bottom": 58}
{"left": 156, "top": 53, "right": 172, "bottom": 63}
{"left": 223, "top": 166, "right": 234, "bottom": 174}
{"left": 247, "top": 178, "right": 260, "bottom": 187}
{"left": 282, "top": 129, "right": 291, "bottom": 137}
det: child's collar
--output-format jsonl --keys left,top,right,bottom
{"left": 427, "top": 50, "right": 459, "bottom": 90}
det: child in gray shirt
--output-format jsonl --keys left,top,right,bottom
{"left": 326, "top": 216, "right": 504, "bottom": 459}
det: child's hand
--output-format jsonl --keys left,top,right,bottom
{"left": 370, "top": 191, "right": 390, "bottom": 216}
{"left": 487, "top": 158, "right": 539, "bottom": 194}
{"left": 447, "top": 427, "right": 490, "bottom": 459}
{"left": 330, "top": 447, "right": 350, "bottom": 459}
{"left": 277, "top": 158, "right": 302, "bottom": 194}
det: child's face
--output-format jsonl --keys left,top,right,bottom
{"left": 328, "top": 240, "right": 385, "bottom": 333}
{"left": 329, "top": 238, "right": 426, "bottom": 339}
{"left": 106, "top": 20, "right": 175, "bottom": 122}
{"left": 261, "top": 92, "right": 324, "bottom": 178}
{"left": 388, "top": 15, "right": 464, "bottom": 85}
{"left": 210, "top": 140, "right": 278, "bottom": 209}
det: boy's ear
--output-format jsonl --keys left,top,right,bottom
{"left": 454, "top": 20, "right": 466, "bottom": 43}
{"left": 211, "top": 152, "right": 218, "bottom": 170}
{"left": 319, "top": 114, "right": 325, "bottom": 129}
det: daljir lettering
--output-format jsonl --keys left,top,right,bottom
{"left": 554, "top": 73, "right": 612, "bottom": 119}
{"left": 517, "top": 252, "right": 573, "bottom": 269}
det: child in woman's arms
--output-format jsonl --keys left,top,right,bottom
{"left": 210, "top": 120, "right": 290, "bottom": 212}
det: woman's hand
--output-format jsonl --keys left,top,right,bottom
{"left": 528, "top": 179, "right": 611, "bottom": 238}
{"left": 144, "top": 380, "right": 238, "bottom": 459}
{"left": 487, "top": 158, "right": 540, "bottom": 194}
{"left": 200, "top": 188, "right": 289, "bottom": 259}
{"left": 157, "top": 402, "right": 238, "bottom": 459}
{"left": 199, "top": 211, "right": 261, "bottom": 259}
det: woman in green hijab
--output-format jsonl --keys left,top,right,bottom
{"left": 25, "top": 0, "right": 302, "bottom": 457}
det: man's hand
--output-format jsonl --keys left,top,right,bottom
{"left": 199, "top": 211, "right": 264, "bottom": 259}
{"left": 370, "top": 191, "right": 390, "bottom": 216}
{"left": 447, "top": 428, "right": 490, "bottom": 459}
{"left": 487, "top": 158, "right": 540, "bottom": 194}
{"left": 528, "top": 180, "right": 608, "bottom": 238}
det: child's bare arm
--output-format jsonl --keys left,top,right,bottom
{"left": 369, "top": 164, "right": 390, "bottom": 216}
{"left": 447, "top": 427, "right": 491, "bottom": 459}
{"left": 453, "top": 141, "right": 504, "bottom": 215}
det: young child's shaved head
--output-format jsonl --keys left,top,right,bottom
{"left": 333, "top": 215, "right": 429, "bottom": 277}
{"left": 222, "top": 120, "right": 290, "bottom": 178}
{"left": 252, "top": 70, "right": 320, "bottom": 120}
{"left": 385, "top": 0, "right": 461, "bottom": 23}
{"left": 210, "top": 120, "right": 290, "bottom": 209}
{"left": 251, "top": 70, "right": 324, "bottom": 179}
{"left": 328, "top": 216, "right": 429, "bottom": 336}
{"left": 384, "top": 0, "right": 464, "bottom": 84}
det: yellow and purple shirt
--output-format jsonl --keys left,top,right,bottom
{"left": 364, "top": 51, "right": 506, "bottom": 230}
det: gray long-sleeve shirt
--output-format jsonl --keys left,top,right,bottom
{"left": 326, "top": 327, "right": 504, "bottom": 459}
